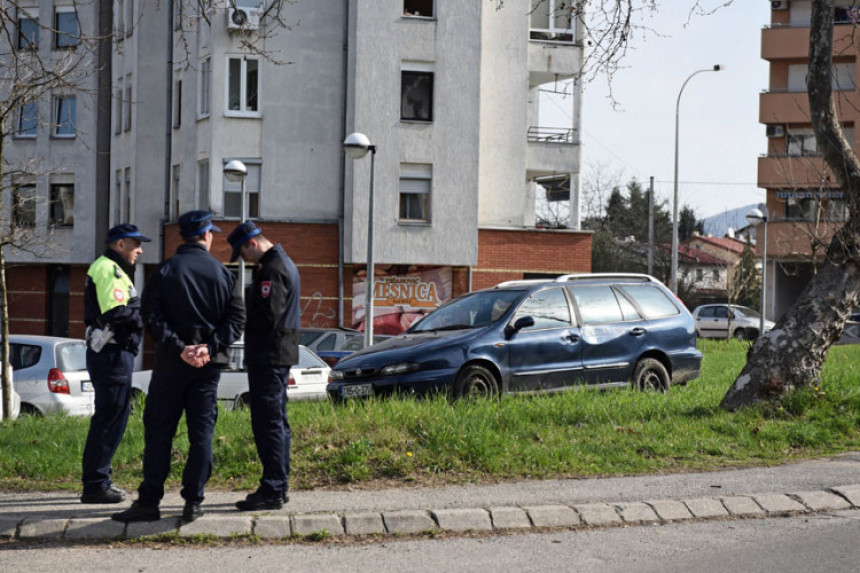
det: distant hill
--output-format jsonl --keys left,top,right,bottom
{"left": 702, "top": 204, "right": 759, "bottom": 238}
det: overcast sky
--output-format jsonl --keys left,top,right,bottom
{"left": 542, "top": 1, "right": 771, "bottom": 220}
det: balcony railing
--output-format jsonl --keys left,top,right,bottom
{"left": 527, "top": 126, "right": 574, "bottom": 144}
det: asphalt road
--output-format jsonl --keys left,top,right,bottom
{"left": 2, "top": 509, "right": 859, "bottom": 572}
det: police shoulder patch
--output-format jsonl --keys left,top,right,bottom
{"left": 261, "top": 280, "right": 272, "bottom": 298}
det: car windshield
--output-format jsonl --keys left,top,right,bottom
{"left": 732, "top": 306, "right": 760, "bottom": 318}
{"left": 57, "top": 341, "right": 87, "bottom": 371}
{"left": 409, "top": 290, "right": 524, "bottom": 333}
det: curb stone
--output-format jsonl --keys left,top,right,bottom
{"left": 292, "top": 513, "right": 344, "bottom": 537}
{"left": 488, "top": 507, "right": 531, "bottom": 530}
{"left": 719, "top": 496, "right": 765, "bottom": 517}
{"left": 615, "top": 502, "right": 661, "bottom": 524}
{"left": 573, "top": 503, "right": 622, "bottom": 526}
{"left": 831, "top": 485, "right": 860, "bottom": 507}
{"left": 683, "top": 498, "right": 728, "bottom": 519}
{"left": 753, "top": 493, "right": 807, "bottom": 514}
{"left": 253, "top": 516, "right": 291, "bottom": 538}
{"left": 647, "top": 499, "right": 693, "bottom": 521}
{"left": 523, "top": 505, "right": 581, "bottom": 528}
{"left": 431, "top": 508, "right": 493, "bottom": 532}
{"left": 792, "top": 490, "right": 852, "bottom": 512}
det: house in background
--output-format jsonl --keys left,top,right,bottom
{"left": 4, "top": 1, "right": 593, "bottom": 352}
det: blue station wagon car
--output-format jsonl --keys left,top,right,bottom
{"left": 327, "top": 274, "right": 702, "bottom": 400}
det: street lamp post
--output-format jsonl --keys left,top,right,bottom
{"left": 671, "top": 64, "right": 722, "bottom": 294}
{"left": 224, "top": 159, "right": 248, "bottom": 298}
{"left": 343, "top": 132, "right": 377, "bottom": 348}
{"left": 746, "top": 207, "right": 769, "bottom": 337}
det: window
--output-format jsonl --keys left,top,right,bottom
{"left": 17, "top": 9, "right": 39, "bottom": 50}
{"left": 116, "top": 0, "right": 125, "bottom": 37}
{"left": 617, "top": 285, "right": 680, "bottom": 318}
{"left": 54, "top": 7, "right": 79, "bottom": 49}
{"left": 788, "top": 63, "right": 855, "bottom": 92}
{"left": 10, "top": 343, "right": 41, "bottom": 371}
{"left": 198, "top": 58, "right": 211, "bottom": 117}
{"left": 13, "top": 185, "right": 37, "bottom": 229}
{"left": 569, "top": 285, "right": 626, "bottom": 324}
{"left": 114, "top": 80, "right": 123, "bottom": 134}
{"left": 50, "top": 184, "right": 75, "bottom": 227}
{"left": 696, "top": 269, "right": 704, "bottom": 282}
{"left": 785, "top": 197, "right": 819, "bottom": 221}
{"left": 171, "top": 165, "right": 180, "bottom": 220}
{"left": 713, "top": 269, "right": 720, "bottom": 282}
{"left": 512, "top": 288, "right": 572, "bottom": 330}
{"left": 114, "top": 170, "right": 123, "bottom": 223}
{"left": 529, "top": 0, "right": 574, "bottom": 42}
{"left": 827, "top": 199, "right": 849, "bottom": 221}
{"left": 227, "top": 56, "right": 260, "bottom": 115}
{"left": 173, "top": 76, "right": 182, "bottom": 128}
{"left": 404, "top": 0, "right": 434, "bottom": 17}
{"left": 399, "top": 163, "right": 431, "bottom": 222}
{"left": 198, "top": 160, "right": 210, "bottom": 208}
{"left": 53, "top": 95, "right": 76, "bottom": 137}
{"left": 787, "top": 129, "right": 817, "bottom": 157}
{"left": 401, "top": 68, "right": 433, "bottom": 121}
{"left": 124, "top": 168, "right": 132, "bottom": 220}
{"left": 16, "top": 102, "right": 38, "bottom": 137}
{"left": 126, "top": 0, "right": 134, "bottom": 37}
{"left": 124, "top": 78, "right": 132, "bottom": 131}
{"left": 834, "top": 6, "right": 860, "bottom": 24}
{"left": 223, "top": 159, "right": 260, "bottom": 218}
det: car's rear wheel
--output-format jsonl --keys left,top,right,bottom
{"left": 235, "top": 393, "right": 250, "bottom": 409}
{"left": 454, "top": 365, "right": 499, "bottom": 399}
{"left": 632, "top": 358, "right": 670, "bottom": 392}
{"left": 733, "top": 328, "right": 747, "bottom": 341}
{"left": 19, "top": 403, "right": 41, "bottom": 417}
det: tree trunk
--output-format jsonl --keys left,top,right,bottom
{"left": 722, "top": 0, "right": 860, "bottom": 410}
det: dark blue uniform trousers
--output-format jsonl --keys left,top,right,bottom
{"left": 247, "top": 364, "right": 291, "bottom": 497}
{"left": 137, "top": 362, "right": 220, "bottom": 506}
{"left": 82, "top": 345, "right": 134, "bottom": 494}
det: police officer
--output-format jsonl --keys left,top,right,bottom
{"left": 81, "top": 224, "right": 151, "bottom": 504}
{"left": 112, "top": 211, "right": 245, "bottom": 523}
{"left": 227, "top": 221, "right": 300, "bottom": 511}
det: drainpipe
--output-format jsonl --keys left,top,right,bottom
{"left": 162, "top": 0, "right": 175, "bottom": 259}
{"left": 337, "top": 0, "right": 350, "bottom": 328}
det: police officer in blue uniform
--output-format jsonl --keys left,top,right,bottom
{"left": 81, "top": 224, "right": 151, "bottom": 504}
{"left": 227, "top": 221, "right": 300, "bottom": 511}
{"left": 112, "top": 211, "right": 245, "bottom": 523}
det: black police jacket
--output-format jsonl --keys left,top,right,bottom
{"left": 142, "top": 242, "right": 245, "bottom": 366}
{"left": 245, "top": 244, "right": 301, "bottom": 366}
{"left": 84, "top": 248, "right": 144, "bottom": 355}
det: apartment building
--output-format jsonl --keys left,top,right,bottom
{"left": 759, "top": 0, "right": 857, "bottom": 320}
{"left": 4, "top": 0, "right": 591, "bottom": 342}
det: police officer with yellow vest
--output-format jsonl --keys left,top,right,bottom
{"left": 81, "top": 224, "right": 151, "bottom": 504}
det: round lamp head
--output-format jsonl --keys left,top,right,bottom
{"left": 746, "top": 208, "right": 765, "bottom": 227}
{"left": 343, "top": 132, "right": 372, "bottom": 159}
{"left": 223, "top": 159, "right": 247, "bottom": 183}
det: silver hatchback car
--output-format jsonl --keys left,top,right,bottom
{"left": 10, "top": 335, "right": 94, "bottom": 416}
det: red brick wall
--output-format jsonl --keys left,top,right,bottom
{"left": 7, "top": 265, "right": 48, "bottom": 335}
{"left": 472, "top": 228, "right": 592, "bottom": 290}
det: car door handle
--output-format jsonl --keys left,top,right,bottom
{"left": 562, "top": 332, "right": 580, "bottom": 343}
{"left": 629, "top": 328, "right": 646, "bottom": 336}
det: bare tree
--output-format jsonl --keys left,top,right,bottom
{"left": 722, "top": 0, "right": 860, "bottom": 409}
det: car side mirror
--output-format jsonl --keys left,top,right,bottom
{"left": 506, "top": 315, "right": 535, "bottom": 337}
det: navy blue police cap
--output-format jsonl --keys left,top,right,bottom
{"left": 227, "top": 221, "right": 262, "bottom": 262}
{"left": 178, "top": 210, "right": 222, "bottom": 237}
{"left": 107, "top": 224, "right": 152, "bottom": 243}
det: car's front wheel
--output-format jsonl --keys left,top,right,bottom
{"left": 454, "top": 365, "right": 499, "bottom": 399}
{"left": 632, "top": 358, "right": 670, "bottom": 392}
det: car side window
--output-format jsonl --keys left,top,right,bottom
{"left": 513, "top": 288, "right": 572, "bottom": 330}
{"left": 714, "top": 306, "right": 728, "bottom": 319}
{"left": 10, "top": 343, "right": 41, "bottom": 370}
{"left": 568, "top": 285, "right": 625, "bottom": 324}
{"left": 617, "top": 285, "right": 680, "bottom": 318}
{"left": 317, "top": 333, "right": 336, "bottom": 351}
{"left": 339, "top": 336, "right": 365, "bottom": 351}
{"left": 699, "top": 307, "right": 715, "bottom": 318}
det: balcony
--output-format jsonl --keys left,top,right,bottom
{"left": 761, "top": 219, "right": 842, "bottom": 260}
{"left": 526, "top": 126, "right": 578, "bottom": 174}
{"left": 759, "top": 89, "right": 860, "bottom": 125}
{"left": 757, "top": 154, "right": 835, "bottom": 188}
{"left": 761, "top": 24, "right": 857, "bottom": 60}
{"left": 528, "top": 34, "right": 582, "bottom": 84}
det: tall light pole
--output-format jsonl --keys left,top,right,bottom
{"left": 746, "top": 207, "right": 768, "bottom": 337}
{"left": 672, "top": 64, "right": 722, "bottom": 294}
{"left": 224, "top": 159, "right": 248, "bottom": 298}
{"left": 343, "top": 132, "right": 377, "bottom": 348}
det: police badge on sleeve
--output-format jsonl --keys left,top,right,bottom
{"left": 261, "top": 281, "right": 272, "bottom": 298}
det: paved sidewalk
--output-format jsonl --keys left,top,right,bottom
{"left": 1, "top": 452, "right": 859, "bottom": 542}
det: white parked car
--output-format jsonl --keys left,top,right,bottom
{"left": 9, "top": 335, "right": 94, "bottom": 416}
{"left": 132, "top": 344, "right": 331, "bottom": 408}
{"left": 692, "top": 304, "right": 775, "bottom": 340}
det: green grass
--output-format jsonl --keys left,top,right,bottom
{"left": 2, "top": 341, "right": 859, "bottom": 492}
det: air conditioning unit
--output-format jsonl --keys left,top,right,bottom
{"left": 771, "top": 1, "right": 789, "bottom": 10}
{"left": 227, "top": 7, "right": 260, "bottom": 31}
{"left": 766, "top": 124, "right": 785, "bottom": 138}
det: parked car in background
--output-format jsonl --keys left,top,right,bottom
{"left": 9, "top": 335, "right": 94, "bottom": 416}
{"left": 315, "top": 334, "right": 393, "bottom": 367}
{"left": 838, "top": 309, "right": 860, "bottom": 344}
{"left": 299, "top": 328, "right": 367, "bottom": 355}
{"left": 328, "top": 274, "right": 702, "bottom": 401}
{"left": 133, "top": 344, "right": 330, "bottom": 408}
{"left": 692, "top": 304, "right": 775, "bottom": 340}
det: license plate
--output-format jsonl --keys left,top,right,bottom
{"left": 81, "top": 381, "right": 94, "bottom": 392}
{"left": 340, "top": 383, "right": 373, "bottom": 399}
